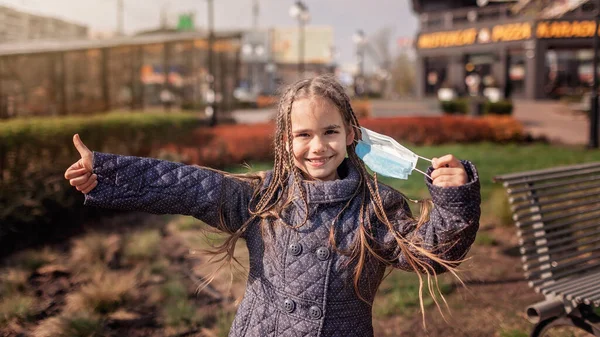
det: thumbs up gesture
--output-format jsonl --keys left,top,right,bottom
{"left": 64, "top": 134, "right": 97, "bottom": 194}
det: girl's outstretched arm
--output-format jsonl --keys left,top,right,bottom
{"left": 65, "top": 135, "right": 256, "bottom": 232}
{"left": 380, "top": 158, "right": 481, "bottom": 274}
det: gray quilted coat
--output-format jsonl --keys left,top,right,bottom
{"left": 85, "top": 153, "right": 480, "bottom": 337}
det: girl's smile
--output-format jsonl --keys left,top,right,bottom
{"left": 290, "top": 96, "right": 354, "bottom": 181}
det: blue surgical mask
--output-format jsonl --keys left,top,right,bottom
{"left": 354, "top": 127, "right": 432, "bottom": 180}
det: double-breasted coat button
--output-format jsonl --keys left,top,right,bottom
{"left": 309, "top": 305, "right": 322, "bottom": 319}
{"left": 288, "top": 243, "right": 302, "bottom": 256}
{"left": 316, "top": 247, "right": 330, "bottom": 261}
{"left": 284, "top": 299, "right": 296, "bottom": 313}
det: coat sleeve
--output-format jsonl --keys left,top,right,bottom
{"left": 380, "top": 160, "right": 481, "bottom": 274}
{"left": 84, "top": 152, "right": 256, "bottom": 232}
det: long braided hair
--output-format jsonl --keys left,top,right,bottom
{"left": 204, "top": 75, "right": 466, "bottom": 321}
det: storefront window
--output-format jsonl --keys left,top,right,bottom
{"left": 544, "top": 49, "right": 598, "bottom": 99}
{"left": 464, "top": 54, "right": 496, "bottom": 95}
{"left": 508, "top": 51, "right": 526, "bottom": 97}
{"left": 424, "top": 57, "right": 448, "bottom": 95}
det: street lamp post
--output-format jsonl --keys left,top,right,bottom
{"left": 353, "top": 30, "right": 366, "bottom": 97}
{"left": 206, "top": 0, "right": 217, "bottom": 126}
{"left": 289, "top": 1, "right": 310, "bottom": 78}
{"left": 590, "top": 0, "right": 600, "bottom": 148}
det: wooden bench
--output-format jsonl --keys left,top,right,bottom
{"left": 494, "top": 162, "right": 600, "bottom": 337}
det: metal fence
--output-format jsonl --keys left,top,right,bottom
{"left": 0, "top": 31, "right": 241, "bottom": 118}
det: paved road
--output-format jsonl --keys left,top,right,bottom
{"left": 511, "top": 99, "right": 589, "bottom": 146}
{"left": 230, "top": 98, "right": 442, "bottom": 124}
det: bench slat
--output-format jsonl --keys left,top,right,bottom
{"left": 494, "top": 162, "right": 600, "bottom": 184}
{"left": 521, "top": 236, "right": 600, "bottom": 260}
{"left": 512, "top": 190, "right": 600, "bottom": 213}
{"left": 517, "top": 207, "right": 600, "bottom": 230}
{"left": 525, "top": 252, "right": 600, "bottom": 280}
{"left": 509, "top": 181, "right": 600, "bottom": 204}
{"left": 514, "top": 198, "right": 600, "bottom": 222}
{"left": 567, "top": 284, "right": 600, "bottom": 301}
{"left": 541, "top": 271, "right": 600, "bottom": 296}
{"left": 524, "top": 243, "right": 600, "bottom": 271}
{"left": 518, "top": 219, "right": 599, "bottom": 244}
{"left": 502, "top": 166, "right": 600, "bottom": 189}
{"left": 507, "top": 175, "right": 600, "bottom": 195}
{"left": 540, "top": 270, "right": 600, "bottom": 294}
{"left": 530, "top": 264, "right": 599, "bottom": 288}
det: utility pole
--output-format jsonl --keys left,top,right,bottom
{"left": 590, "top": 0, "right": 600, "bottom": 148}
{"left": 117, "top": 0, "right": 124, "bottom": 36}
{"left": 207, "top": 0, "right": 217, "bottom": 126}
{"left": 252, "top": 0, "right": 259, "bottom": 30}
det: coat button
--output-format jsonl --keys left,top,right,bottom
{"left": 316, "top": 247, "right": 330, "bottom": 261}
{"left": 309, "top": 305, "right": 322, "bottom": 319}
{"left": 284, "top": 299, "right": 296, "bottom": 313}
{"left": 288, "top": 243, "right": 302, "bottom": 256}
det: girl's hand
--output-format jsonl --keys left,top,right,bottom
{"left": 64, "top": 134, "right": 97, "bottom": 194}
{"left": 430, "top": 154, "right": 468, "bottom": 187}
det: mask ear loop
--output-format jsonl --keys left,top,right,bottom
{"left": 414, "top": 156, "right": 433, "bottom": 181}
{"left": 350, "top": 127, "right": 436, "bottom": 181}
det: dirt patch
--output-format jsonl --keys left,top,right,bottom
{"left": 0, "top": 216, "right": 590, "bottom": 337}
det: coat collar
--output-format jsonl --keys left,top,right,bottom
{"left": 295, "top": 159, "right": 361, "bottom": 204}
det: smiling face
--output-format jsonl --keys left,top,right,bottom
{"left": 290, "top": 96, "right": 354, "bottom": 181}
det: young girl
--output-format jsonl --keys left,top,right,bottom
{"left": 65, "top": 75, "right": 480, "bottom": 337}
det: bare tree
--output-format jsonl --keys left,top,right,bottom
{"left": 390, "top": 51, "right": 415, "bottom": 97}
{"left": 364, "top": 26, "right": 394, "bottom": 99}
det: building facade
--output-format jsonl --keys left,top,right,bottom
{"left": 0, "top": 5, "right": 88, "bottom": 43}
{"left": 413, "top": 0, "right": 599, "bottom": 100}
{"left": 239, "top": 26, "right": 335, "bottom": 94}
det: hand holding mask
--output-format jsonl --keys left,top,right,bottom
{"left": 354, "top": 127, "right": 469, "bottom": 187}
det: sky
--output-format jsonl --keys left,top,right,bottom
{"left": 0, "top": 0, "right": 418, "bottom": 69}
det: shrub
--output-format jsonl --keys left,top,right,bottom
{"left": 475, "top": 231, "right": 498, "bottom": 246}
{"left": 484, "top": 100, "right": 513, "bottom": 115}
{"left": 181, "top": 101, "right": 207, "bottom": 111}
{"left": 374, "top": 272, "right": 453, "bottom": 318}
{"left": 440, "top": 98, "right": 469, "bottom": 115}
{"left": 0, "top": 112, "right": 199, "bottom": 257}
{"left": 11, "top": 247, "right": 59, "bottom": 272}
{"left": 122, "top": 230, "right": 161, "bottom": 263}
{"left": 0, "top": 269, "right": 29, "bottom": 296}
{"left": 65, "top": 271, "right": 137, "bottom": 315}
{"left": 70, "top": 233, "right": 120, "bottom": 267}
{"left": 160, "top": 278, "right": 201, "bottom": 327}
{"left": 0, "top": 294, "right": 36, "bottom": 324}
{"left": 33, "top": 311, "right": 103, "bottom": 337}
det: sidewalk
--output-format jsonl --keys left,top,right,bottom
{"left": 512, "top": 99, "right": 590, "bottom": 146}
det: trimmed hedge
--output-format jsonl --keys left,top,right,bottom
{"left": 441, "top": 98, "right": 513, "bottom": 116}
{"left": 164, "top": 115, "right": 525, "bottom": 168}
{"left": 0, "top": 112, "right": 200, "bottom": 256}
{"left": 440, "top": 98, "right": 469, "bottom": 115}
{"left": 483, "top": 100, "right": 513, "bottom": 115}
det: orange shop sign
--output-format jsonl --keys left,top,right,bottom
{"left": 418, "top": 23, "right": 532, "bottom": 49}
{"left": 417, "top": 29, "right": 478, "bottom": 49}
{"left": 536, "top": 20, "right": 599, "bottom": 39}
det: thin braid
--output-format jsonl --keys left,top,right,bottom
{"left": 284, "top": 92, "right": 310, "bottom": 229}
{"left": 250, "top": 87, "right": 292, "bottom": 215}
